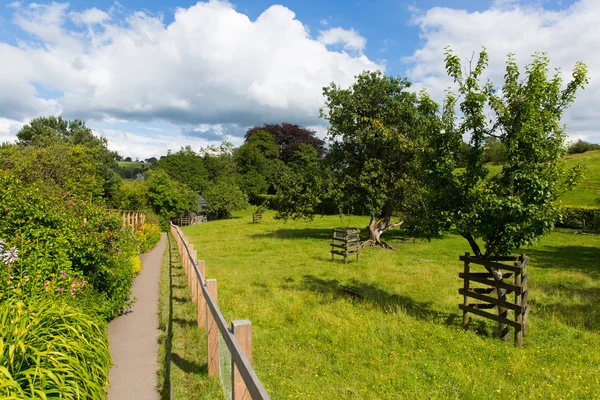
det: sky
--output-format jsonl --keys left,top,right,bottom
{"left": 0, "top": 0, "right": 598, "bottom": 159}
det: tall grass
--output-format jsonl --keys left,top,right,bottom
{"left": 0, "top": 298, "right": 111, "bottom": 399}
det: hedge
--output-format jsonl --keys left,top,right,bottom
{"left": 556, "top": 206, "right": 600, "bottom": 233}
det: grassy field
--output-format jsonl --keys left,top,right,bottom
{"left": 181, "top": 209, "right": 600, "bottom": 399}
{"left": 560, "top": 150, "right": 600, "bottom": 206}
{"left": 157, "top": 234, "right": 225, "bottom": 399}
{"left": 116, "top": 161, "right": 152, "bottom": 179}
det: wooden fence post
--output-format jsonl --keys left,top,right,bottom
{"left": 190, "top": 244, "right": 198, "bottom": 303}
{"left": 207, "top": 279, "right": 219, "bottom": 377}
{"left": 514, "top": 258, "right": 523, "bottom": 347}
{"left": 197, "top": 260, "right": 206, "bottom": 329}
{"left": 189, "top": 244, "right": 195, "bottom": 299}
{"left": 462, "top": 252, "right": 470, "bottom": 329}
{"left": 232, "top": 320, "right": 252, "bottom": 400}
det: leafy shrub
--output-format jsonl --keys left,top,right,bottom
{"left": 135, "top": 223, "right": 161, "bottom": 254}
{"left": 0, "top": 298, "right": 111, "bottom": 399}
{"left": 0, "top": 172, "right": 135, "bottom": 320}
{"left": 557, "top": 206, "right": 600, "bottom": 232}
{"left": 132, "top": 255, "right": 142, "bottom": 274}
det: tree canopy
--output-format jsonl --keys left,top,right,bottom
{"left": 154, "top": 146, "right": 209, "bottom": 194}
{"left": 319, "top": 70, "right": 431, "bottom": 248}
{"left": 15, "top": 116, "right": 120, "bottom": 202}
{"left": 423, "top": 48, "right": 588, "bottom": 263}
{"left": 245, "top": 123, "right": 326, "bottom": 163}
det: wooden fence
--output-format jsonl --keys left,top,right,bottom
{"left": 109, "top": 209, "right": 146, "bottom": 230}
{"left": 170, "top": 223, "right": 270, "bottom": 400}
{"left": 174, "top": 215, "right": 207, "bottom": 226}
{"left": 459, "top": 253, "right": 529, "bottom": 347}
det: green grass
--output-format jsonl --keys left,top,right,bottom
{"left": 182, "top": 209, "right": 600, "bottom": 399}
{"left": 157, "top": 233, "right": 225, "bottom": 400}
{"left": 560, "top": 150, "right": 600, "bottom": 206}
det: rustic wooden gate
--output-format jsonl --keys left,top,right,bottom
{"left": 459, "top": 253, "right": 529, "bottom": 347}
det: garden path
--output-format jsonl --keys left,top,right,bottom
{"left": 107, "top": 233, "right": 167, "bottom": 400}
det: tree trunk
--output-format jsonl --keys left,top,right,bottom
{"left": 361, "top": 215, "right": 403, "bottom": 250}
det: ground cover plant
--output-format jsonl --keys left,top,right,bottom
{"left": 0, "top": 298, "right": 111, "bottom": 399}
{"left": 157, "top": 234, "right": 224, "bottom": 399}
{"left": 182, "top": 209, "right": 600, "bottom": 399}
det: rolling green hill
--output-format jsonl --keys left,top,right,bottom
{"left": 559, "top": 150, "right": 600, "bottom": 206}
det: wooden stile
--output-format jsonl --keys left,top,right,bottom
{"left": 459, "top": 254, "right": 529, "bottom": 347}
{"left": 232, "top": 320, "right": 253, "bottom": 400}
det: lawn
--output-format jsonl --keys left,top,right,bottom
{"left": 181, "top": 209, "right": 600, "bottom": 399}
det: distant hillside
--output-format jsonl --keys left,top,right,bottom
{"left": 559, "top": 150, "right": 600, "bottom": 207}
{"left": 116, "top": 161, "right": 152, "bottom": 179}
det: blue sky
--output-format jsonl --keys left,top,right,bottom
{"left": 0, "top": 0, "right": 596, "bottom": 158}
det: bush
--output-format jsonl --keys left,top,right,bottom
{"left": 0, "top": 172, "right": 136, "bottom": 320}
{"left": 132, "top": 255, "right": 142, "bottom": 274}
{"left": 0, "top": 298, "right": 111, "bottom": 399}
{"left": 557, "top": 206, "right": 600, "bottom": 232}
{"left": 136, "top": 223, "right": 162, "bottom": 254}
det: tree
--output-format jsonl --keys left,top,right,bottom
{"left": 321, "top": 71, "right": 430, "bottom": 249}
{"left": 423, "top": 48, "right": 588, "bottom": 273}
{"left": 154, "top": 146, "right": 209, "bottom": 194}
{"left": 147, "top": 169, "right": 198, "bottom": 229}
{"left": 203, "top": 178, "right": 248, "bottom": 219}
{"left": 235, "top": 132, "right": 284, "bottom": 200}
{"left": 245, "top": 123, "right": 326, "bottom": 163}
{"left": 276, "top": 144, "right": 331, "bottom": 220}
{"left": 124, "top": 157, "right": 133, "bottom": 162}
{"left": 200, "top": 142, "right": 238, "bottom": 183}
{"left": 16, "top": 116, "right": 120, "bottom": 202}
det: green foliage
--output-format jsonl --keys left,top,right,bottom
{"left": 135, "top": 223, "right": 162, "bottom": 254}
{"left": 116, "top": 161, "right": 152, "bottom": 179}
{"left": 568, "top": 139, "right": 600, "bottom": 154}
{"left": 557, "top": 206, "right": 600, "bottom": 232}
{"left": 155, "top": 146, "right": 209, "bottom": 193}
{"left": 0, "top": 171, "right": 136, "bottom": 319}
{"left": 200, "top": 142, "right": 238, "bottom": 183}
{"left": 0, "top": 298, "right": 111, "bottom": 399}
{"left": 203, "top": 178, "right": 248, "bottom": 219}
{"left": 245, "top": 123, "right": 326, "bottom": 163}
{"left": 112, "top": 179, "right": 150, "bottom": 211}
{"left": 276, "top": 144, "right": 331, "bottom": 220}
{"left": 131, "top": 255, "right": 142, "bottom": 274}
{"left": 16, "top": 116, "right": 120, "bottom": 202}
{"left": 483, "top": 137, "right": 508, "bottom": 164}
{"left": 424, "top": 48, "right": 588, "bottom": 256}
{"left": 147, "top": 169, "right": 199, "bottom": 230}
{"left": 0, "top": 141, "right": 105, "bottom": 201}
{"left": 321, "top": 70, "right": 430, "bottom": 240}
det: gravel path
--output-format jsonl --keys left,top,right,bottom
{"left": 107, "top": 233, "right": 167, "bottom": 400}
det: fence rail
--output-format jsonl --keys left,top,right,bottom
{"left": 169, "top": 222, "right": 270, "bottom": 400}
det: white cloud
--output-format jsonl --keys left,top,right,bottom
{"left": 318, "top": 27, "right": 367, "bottom": 53}
{"left": 319, "top": 19, "right": 328, "bottom": 26}
{"left": 407, "top": 0, "right": 600, "bottom": 143}
{"left": 70, "top": 8, "right": 110, "bottom": 25}
{"left": 1, "top": 0, "right": 380, "bottom": 138}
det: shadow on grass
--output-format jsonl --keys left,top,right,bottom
{"left": 172, "top": 317, "right": 197, "bottom": 328}
{"left": 251, "top": 228, "right": 332, "bottom": 240}
{"left": 251, "top": 227, "right": 424, "bottom": 243}
{"left": 524, "top": 245, "right": 600, "bottom": 331}
{"left": 171, "top": 353, "right": 208, "bottom": 375}
{"left": 290, "top": 275, "right": 498, "bottom": 335}
{"left": 526, "top": 245, "right": 600, "bottom": 277}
